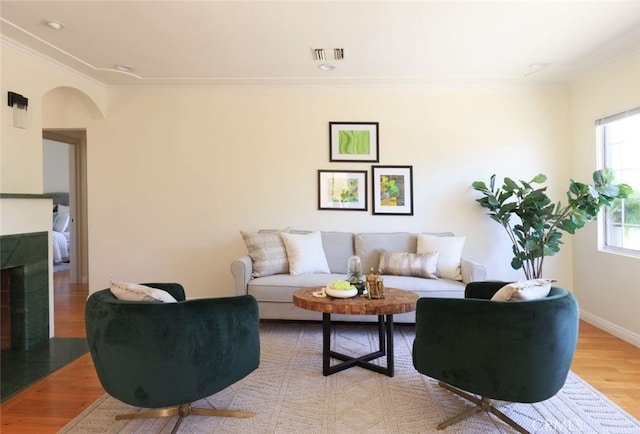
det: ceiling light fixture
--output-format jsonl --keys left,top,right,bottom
{"left": 317, "top": 63, "right": 335, "bottom": 71}
{"left": 44, "top": 20, "right": 64, "bottom": 30}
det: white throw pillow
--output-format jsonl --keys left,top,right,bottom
{"left": 378, "top": 250, "right": 439, "bottom": 279}
{"left": 416, "top": 234, "right": 465, "bottom": 281}
{"left": 53, "top": 212, "right": 70, "bottom": 232}
{"left": 109, "top": 280, "right": 178, "bottom": 303}
{"left": 241, "top": 230, "right": 289, "bottom": 277}
{"left": 280, "top": 231, "right": 331, "bottom": 276}
{"left": 491, "top": 279, "right": 555, "bottom": 302}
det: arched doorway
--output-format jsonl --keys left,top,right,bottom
{"left": 42, "top": 86, "right": 104, "bottom": 287}
{"left": 41, "top": 86, "right": 104, "bottom": 336}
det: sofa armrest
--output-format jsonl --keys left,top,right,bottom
{"left": 460, "top": 258, "right": 487, "bottom": 284}
{"left": 231, "top": 256, "right": 253, "bottom": 296}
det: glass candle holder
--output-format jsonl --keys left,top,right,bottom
{"left": 347, "top": 255, "right": 362, "bottom": 283}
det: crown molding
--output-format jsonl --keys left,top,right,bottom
{"left": 569, "top": 44, "right": 640, "bottom": 90}
{"left": 106, "top": 78, "right": 567, "bottom": 95}
{"left": 1, "top": 35, "right": 107, "bottom": 90}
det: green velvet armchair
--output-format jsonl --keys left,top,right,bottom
{"left": 85, "top": 283, "right": 260, "bottom": 433}
{"left": 412, "top": 281, "right": 579, "bottom": 433}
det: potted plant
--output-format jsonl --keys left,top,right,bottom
{"left": 471, "top": 168, "right": 632, "bottom": 279}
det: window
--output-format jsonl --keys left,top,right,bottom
{"left": 596, "top": 107, "right": 640, "bottom": 254}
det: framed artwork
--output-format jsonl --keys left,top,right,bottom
{"left": 372, "top": 165, "right": 413, "bottom": 215}
{"left": 318, "top": 170, "right": 368, "bottom": 211}
{"left": 329, "top": 122, "right": 379, "bottom": 162}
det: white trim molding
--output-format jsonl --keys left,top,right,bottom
{"left": 580, "top": 309, "right": 640, "bottom": 348}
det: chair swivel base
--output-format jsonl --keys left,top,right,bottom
{"left": 437, "top": 381, "right": 529, "bottom": 434}
{"left": 116, "top": 402, "right": 253, "bottom": 434}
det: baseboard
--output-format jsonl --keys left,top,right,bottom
{"left": 580, "top": 310, "right": 640, "bottom": 348}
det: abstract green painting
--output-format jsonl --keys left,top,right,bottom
{"left": 330, "top": 122, "right": 379, "bottom": 162}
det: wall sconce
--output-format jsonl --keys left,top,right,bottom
{"left": 8, "top": 91, "right": 29, "bottom": 129}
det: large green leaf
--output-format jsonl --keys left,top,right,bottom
{"left": 471, "top": 181, "right": 487, "bottom": 190}
{"left": 531, "top": 173, "right": 547, "bottom": 184}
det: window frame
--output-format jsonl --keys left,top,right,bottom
{"left": 596, "top": 106, "right": 640, "bottom": 257}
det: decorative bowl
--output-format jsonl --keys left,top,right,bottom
{"left": 325, "top": 287, "right": 358, "bottom": 298}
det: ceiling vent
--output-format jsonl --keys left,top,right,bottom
{"left": 312, "top": 48, "right": 345, "bottom": 61}
{"left": 313, "top": 48, "right": 326, "bottom": 61}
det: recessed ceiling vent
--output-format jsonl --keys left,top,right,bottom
{"left": 312, "top": 48, "right": 345, "bottom": 61}
{"left": 313, "top": 49, "right": 326, "bottom": 61}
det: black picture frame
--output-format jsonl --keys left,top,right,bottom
{"left": 371, "top": 165, "right": 413, "bottom": 215}
{"left": 329, "top": 122, "right": 379, "bottom": 162}
{"left": 318, "top": 170, "right": 368, "bottom": 211}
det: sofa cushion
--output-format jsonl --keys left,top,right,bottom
{"left": 379, "top": 250, "right": 439, "bottom": 279}
{"left": 241, "top": 230, "right": 289, "bottom": 277}
{"left": 355, "top": 232, "right": 416, "bottom": 273}
{"left": 417, "top": 233, "right": 465, "bottom": 281}
{"left": 281, "top": 231, "right": 331, "bottom": 275}
{"left": 248, "top": 273, "right": 345, "bottom": 302}
{"left": 290, "top": 230, "right": 354, "bottom": 274}
{"left": 320, "top": 232, "right": 355, "bottom": 274}
{"left": 355, "top": 232, "right": 453, "bottom": 273}
{"left": 248, "top": 273, "right": 466, "bottom": 303}
{"left": 382, "top": 275, "right": 466, "bottom": 298}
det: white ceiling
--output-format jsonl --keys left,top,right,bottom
{"left": 2, "top": 1, "right": 640, "bottom": 87}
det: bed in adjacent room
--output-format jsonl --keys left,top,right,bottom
{"left": 47, "top": 192, "right": 70, "bottom": 264}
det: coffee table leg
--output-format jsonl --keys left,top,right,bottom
{"left": 377, "top": 315, "right": 386, "bottom": 354}
{"left": 322, "top": 312, "right": 395, "bottom": 377}
{"left": 323, "top": 313, "right": 331, "bottom": 376}
{"left": 386, "top": 314, "right": 394, "bottom": 376}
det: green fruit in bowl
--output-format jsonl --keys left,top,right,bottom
{"left": 330, "top": 280, "right": 355, "bottom": 291}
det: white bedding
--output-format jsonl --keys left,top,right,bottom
{"left": 50, "top": 197, "right": 71, "bottom": 265}
{"left": 52, "top": 230, "right": 70, "bottom": 263}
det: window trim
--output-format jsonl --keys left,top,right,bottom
{"left": 596, "top": 106, "right": 640, "bottom": 258}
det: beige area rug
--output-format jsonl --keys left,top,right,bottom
{"left": 60, "top": 322, "right": 640, "bottom": 433}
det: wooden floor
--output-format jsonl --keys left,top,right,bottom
{"left": 1, "top": 271, "right": 638, "bottom": 433}
{"left": 0, "top": 270, "right": 104, "bottom": 434}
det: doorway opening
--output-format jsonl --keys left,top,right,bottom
{"left": 43, "top": 130, "right": 88, "bottom": 285}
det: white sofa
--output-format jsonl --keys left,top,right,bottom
{"left": 231, "top": 231, "right": 487, "bottom": 323}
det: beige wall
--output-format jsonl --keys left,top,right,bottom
{"left": 570, "top": 52, "right": 640, "bottom": 344}
{"left": 44, "top": 87, "right": 570, "bottom": 297}
{"left": 0, "top": 42, "right": 106, "bottom": 194}
{"left": 7, "top": 39, "right": 639, "bottom": 346}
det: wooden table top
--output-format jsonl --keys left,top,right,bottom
{"left": 292, "top": 287, "right": 419, "bottom": 316}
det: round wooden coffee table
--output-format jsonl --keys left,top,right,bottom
{"left": 293, "top": 287, "right": 418, "bottom": 377}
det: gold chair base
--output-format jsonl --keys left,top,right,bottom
{"left": 115, "top": 402, "right": 252, "bottom": 434}
{"left": 437, "top": 381, "right": 529, "bottom": 434}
